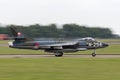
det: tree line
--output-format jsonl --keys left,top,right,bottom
{"left": 0, "top": 24, "right": 118, "bottom": 38}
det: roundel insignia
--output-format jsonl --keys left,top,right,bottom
{"left": 17, "top": 32, "right": 21, "bottom": 36}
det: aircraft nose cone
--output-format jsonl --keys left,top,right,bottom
{"left": 102, "top": 43, "right": 109, "bottom": 47}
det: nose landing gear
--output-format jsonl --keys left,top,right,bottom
{"left": 92, "top": 49, "right": 96, "bottom": 57}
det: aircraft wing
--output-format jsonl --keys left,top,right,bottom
{"left": 39, "top": 42, "right": 78, "bottom": 49}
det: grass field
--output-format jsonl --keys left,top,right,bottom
{"left": 0, "top": 39, "right": 120, "bottom": 54}
{"left": 0, "top": 46, "right": 47, "bottom": 54}
{"left": 0, "top": 40, "right": 12, "bottom": 44}
{"left": 0, "top": 39, "right": 120, "bottom": 80}
{"left": 0, "top": 39, "right": 120, "bottom": 43}
{"left": 0, "top": 58, "right": 120, "bottom": 80}
{"left": 0, "top": 44, "right": 119, "bottom": 54}
{"left": 98, "top": 39, "right": 120, "bottom": 43}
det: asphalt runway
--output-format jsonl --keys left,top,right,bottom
{"left": 0, "top": 54, "right": 120, "bottom": 58}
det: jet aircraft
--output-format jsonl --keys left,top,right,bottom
{"left": 8, "top": 27, "right": 108, "bottom": 57}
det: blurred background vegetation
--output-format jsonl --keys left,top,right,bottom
{"left": 0, "top": 24, "right": 119, "bottom": 38}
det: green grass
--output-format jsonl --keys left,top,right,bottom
{"left": 0, "top": 39, "right": 120, "bottom": 44}
{"left": 75, "top": 44, "right": 120, "bottom": 54}
{"left": 98, "top": 39, "right": 120, "bottom": 42}
{"left": 0, "top": 46, "right": 46, "bottom": 54}
{"left": 0, "top": 39, "right": 120, "bottom": 80}
{"left": 0, "top": 40, "right": 120, "bottom": 54}
{"left": 0, "top": 40, "right": 12, "bottom": 44}
{"left": 0, "top": 58, "right": 120, "bottom": 80}
{"left": 0, "top": 44, "right": 120, "bottom": 54}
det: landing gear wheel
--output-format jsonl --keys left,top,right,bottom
{"left": 54, "top": 52, "right": 63, "bottom": 57}
{"left": 92, "top": 53, "right": 96, "bottom": 57}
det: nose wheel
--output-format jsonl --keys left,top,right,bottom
{"left": 92, "top": 49, "right": 96, "bottom": 57}
{"left": 92, "top": 53, "right": 96, "bottom": 57}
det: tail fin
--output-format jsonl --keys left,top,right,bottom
{"left": 9, "top": 27, "right": 26, "bottom": 42}
{"left": 9, "top": 27, "right": 24, "bottom": 37}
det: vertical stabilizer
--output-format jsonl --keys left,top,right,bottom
{"left": 9, "top": 27, "right": 26, "bottom": 42}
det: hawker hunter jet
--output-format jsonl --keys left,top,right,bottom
{"left": 8, "top": 27, "right": 108, "bottom": 57}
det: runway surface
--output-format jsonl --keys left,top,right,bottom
{"left": 0, "top": 54, "right": 120, "bottom": 58}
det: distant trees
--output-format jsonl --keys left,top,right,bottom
{"left": 63, "top": 24, "right": 114, "bottom": 38}
{"left": 0, "top": 24, "right": 116, "bottom": 38}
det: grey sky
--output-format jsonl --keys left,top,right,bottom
{"left": 0, "top": 0, "right": 120, "bottom": 35}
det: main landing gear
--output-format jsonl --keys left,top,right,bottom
{"left": 53, "top": 50, "right": 96, "bottom": 57}
{"left": 92, "top": 49, "right": 96, "bottom": 57}
{"left": 54, "top": 52, "right": 63, "bottom": 57}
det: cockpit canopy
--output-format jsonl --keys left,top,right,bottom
{"left": 81, "top": 37, "right": 95, "bottom": 41}
{"left": 77, "top": 37, "right": 98, "bottom": 42}
{"left": 77, "top": 37, "right": 101, "bottom": 47}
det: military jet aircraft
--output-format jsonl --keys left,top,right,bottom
{"left": 8, "top": 27, "right": 108, "bottom": 57}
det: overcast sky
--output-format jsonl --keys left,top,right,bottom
{"left": 0, "top": 0, "right": 120, "bottom": 35}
